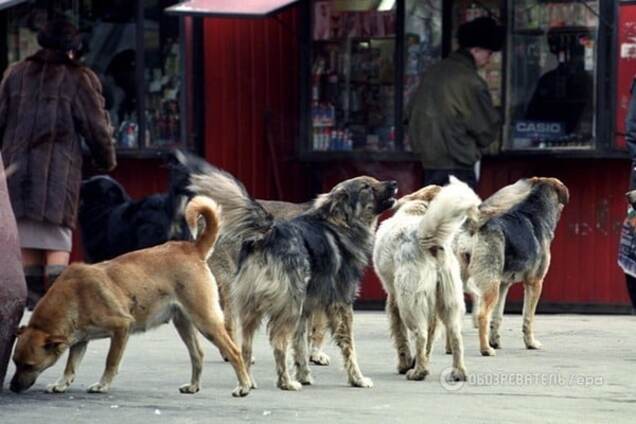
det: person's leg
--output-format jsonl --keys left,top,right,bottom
{"left": 447, "top": 169, "right": 477, "bottom": 190}
{"left": 625, "top": 274, "right": 636, "bottom": 311}
{"left": 422, "top": 169, "right": 452, "bottom": 187}
{"left": 423, "top": 169, "right": 477, "bottom": 189}
{"left": 44, "top": 250, "right": 70, "bottom": 291}
{"left": 21, "top": 249, "right": 45, "bottom": 310}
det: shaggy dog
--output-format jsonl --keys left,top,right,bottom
{"left": 11, "top": 196, "right": 252, "bottom": 397}
{"left": 455, "top": 177, "right": 569, "bottom": 356}
{"left": 374, "top": 178, "right": 480, "bottom": 382}
{"left": 79, "top": 154, "right": 192, "bottom": 263}
{"left": 172, "top": 151, "right": 331, "bottom": 366}
{"left": 189, "top": 166, "right": 397, "bottom": 390}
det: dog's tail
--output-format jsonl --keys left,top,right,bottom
{"left": 186, "top": 157, "right": 274, "bottom": 241}
{"left": 185, "top": 195, "right": 222, "bottom": 260}
{"left": 418, "top": 176, "right": 481, "bottom": 251}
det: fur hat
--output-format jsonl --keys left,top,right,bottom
{"left": 37, "top": 19, "right": 82, "bottom": 52}
{"left": 457, "top": 16, "right": 505, "bottom": 52}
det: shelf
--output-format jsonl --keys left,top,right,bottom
{"left": 299, "top": 150, "right": 417, "bottom": 162}
{"left": 313, "top": 36, "right": 396, "bottom": 43}
{"left": 512, "top": 26, "right": 596, "bottom": 36}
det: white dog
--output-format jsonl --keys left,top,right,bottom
{"left": 374, "top": 177, "right": 480, "bottom": 381}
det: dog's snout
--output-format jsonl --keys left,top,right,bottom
{"left": 387, "top": 181, "right": 398, "bottom": 193}
{"left": 9, "top": 375, "right": 31, "bottom": 393}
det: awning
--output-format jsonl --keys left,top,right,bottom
{"left": 0, "top": 0, "right": 29, "bottom": 11}
{"left": 165, "top": 0, "right": 299, "bottom": 18}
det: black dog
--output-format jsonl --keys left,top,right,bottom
{"left": 78, "top": 152, "right": 193, "bottom": 263}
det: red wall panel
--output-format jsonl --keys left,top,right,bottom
{"left": 202, "top": 9, "right": 309, "bottom": 202}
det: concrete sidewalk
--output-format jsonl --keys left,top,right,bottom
{"left": 1, "top": 313, "right": 634, "bottom": 423}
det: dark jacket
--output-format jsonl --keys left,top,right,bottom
{"left": 626, "top": 77, "right": 636, "bottom": 190}
{"left": 0, "top": 49, "right": 116, "bottom": 229}
{"left": 406, "top": 49, "right": 500, "bottom": 170}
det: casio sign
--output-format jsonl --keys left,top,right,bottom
{"left": 515, "top": 122, "right": 563, "bottom": 133}
{"left": 512, "top": 120, "right": 565, "bottom": 142}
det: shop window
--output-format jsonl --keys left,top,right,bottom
{"left": 310, "top": 0, "right": 399, "bottom": 153}
{"left": 3, "top": 0, "right": 191, "bottom": 153}
{"left": 504, "top": 0, "right": 599, "bottom": 151}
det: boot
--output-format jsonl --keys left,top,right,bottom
{"left": 24, "top": 266, "right": 44, "bottom": 311}
{"left": 45, "top": 265, "right": 66, "bottom": 292}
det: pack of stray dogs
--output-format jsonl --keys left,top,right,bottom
{"left": 10, "top": 150, "right": 569, "bottom": 397}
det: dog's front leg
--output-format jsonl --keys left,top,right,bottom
{"left": 293, "top": 312, "right": 313, "bottom": 385}
{"left": 172, "top": 310, "right": 204, "bottom": 394}
{"left": 327, "top": 304, "right": 373, "bottom": 388}
{"left": 47, "top": 341, "right": 88, "bottom": 393}
{"left": 489, "top": 282, "right": 511, "bottom": 349}
{"left": 88, "top": 327, "right": 130, "bottom": 393}
{"left": 522, "top": 278, "right": 544, "bottom": 350}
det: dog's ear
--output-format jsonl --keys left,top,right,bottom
{"left": 44, "top": 335, "right": 69, "bottom": 353}
{"left": 15, "top": 326, "right": 27, "bottom": 337}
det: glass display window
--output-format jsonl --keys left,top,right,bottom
{"left": 2, "top": 0, "right": 192, "bottom": 153}
{"left": 310, "top": 0, "right": 398, "bottom": 153}
{"left": 403, "top": 0, "right": 443, "bottom": 152}
{"left": 505, "top": 0, "right": 599, "bottom": 151}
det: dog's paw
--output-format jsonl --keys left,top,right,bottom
{"left": 179, "top": 383, "right": 200, "bottom": 394}
{"left": 525, "top": 338, "right": 542, "bottom": 350}
{"left": 296, "top": 371, "right": 314, "bottom": 386}
{"left": 309, "top": 350, "right": 330, "bottom": 366}
{"left": 232, "top": 384, "right": 251, "bottom": 397}
{"left": 480, "top": 347, "right": 496, "bottom": 357}
{"left": 250, "top": 377, "right": 258, "bottom": 389}
{"left": 47, "top": 382, "right": 70, "bottom": 393}
{"left": 278, "top": 379, "right": 302, "bottom": 391}
{"left": 87, "top": 382, "right": 110, "bottom": 393}
{"left": 397, "top": 356, "right": 415, "bottom": 374}
{"left": 489, "top": 336, "right": 501, "bottom": 349}
{"left": 450, "top": 368, "right": 467, "bottom": 382}
{"left": 351, "top": 376, "right": 374, "bottom": 388}
{"left": 406, "top": 368, "right": 429, "bottom": 381}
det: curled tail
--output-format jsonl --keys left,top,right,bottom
{"left": 418, "top": 176, "right": 481, "bottom": 251}
{"left": 185, "top": 196, "right": 222, "bottom": 260}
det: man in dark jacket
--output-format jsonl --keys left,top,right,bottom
{"left": 406, "top": 16, "right": 504, "bottom": 189}
{"left": 0, "top": 19, "right": 116, "bottom": 308}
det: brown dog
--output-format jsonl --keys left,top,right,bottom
{"left": 10, "top": 196, "right": 252, "bottom": 397}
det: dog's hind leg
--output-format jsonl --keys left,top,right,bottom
{"left": 190, "top": 304, "right": 253, "bottom": 397}
{"left": 47, "top": 341, "right": 88, "bottom": 393}
{"left": 439, "top": 310, "right": 467, "bottom": 382}
{"left": 327, "top": 304, "right": 373, "bottom": 388}
{"left": 476, "top": 282, "right": 500, "bottom": 357}
{"left": 386, "top": 293, "right": 414, "bottom": 374}
{"left": 293, "top": 311, "right": 314, "bottom": 385}
{"left": 406, "top": 320, "right": 430, "bottom": 381}
{"left": 489, "top": 282, "right": 511, "bottom": 349}
{"left": 172, "top": 309, "right": 204, "bottom": 394}
{"left": 308, "top": 310, "right": 330, "bottom": 366}
{"left": 522, "top": 277, "right": 544, "bottom": 350}
{"left": 270, "top": 312, "right": 303, "bottom": 391}
{"left": 238, "top": 310, "right": 262, "bottom": 390}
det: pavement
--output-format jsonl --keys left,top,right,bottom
{"left": 0, "top": 312, "right": 634, "bottom": 423}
